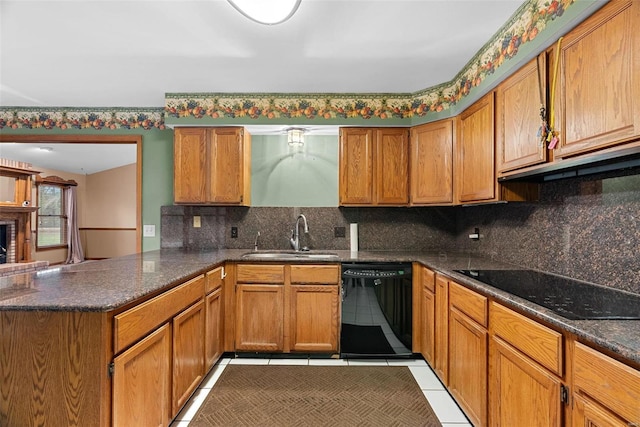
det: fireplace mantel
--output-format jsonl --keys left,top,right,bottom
{"left": 0, "top": 165, "right": 39, "bottom": 263}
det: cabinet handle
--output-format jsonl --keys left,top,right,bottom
{"left": 221, "top": 266, "right": 227, "bottom": 279}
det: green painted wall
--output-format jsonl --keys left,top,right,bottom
{"left": 251, "top": 135, "right": 338, "bottom": 207}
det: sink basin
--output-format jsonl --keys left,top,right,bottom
{"left": 241, "top": 251, "right": 339, "bottom": 260}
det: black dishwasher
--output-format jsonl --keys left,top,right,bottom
{"left": 340, "top": 262, "right": 413, "bottom": 358}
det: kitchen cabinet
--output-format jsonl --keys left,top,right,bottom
{"left": 457, "top": 92, "right": 539, "bottom": 204}
{"left": 172, "top": 299, "right": 205, "bottom": 416}
{"left": 489, "top": 302, "right": 564, "bottom": 426}
{"left": 290, "top": 265, "right": 340, "bottom": 352}
{"left": 113, "top": 324, "right": 172, "bottom": 427}
{"left": 415, "top": 264, "right": 436, "bottom": 365}
{"left": 112, "top": 272, "right": 206, "bottom": 426}
{"left": 572, "top": 341, "right": 640, "bottom": 427}
{"left": 496, "top": 54, "right": 548, "bottom": 174}
{"left": 233, "top": 263, "right": 340, "bottom": 353}
{"left": 205, "top": 267, "right": 225, "bottom": 370}
{"left": 448, "top": 282, "right": 488, "bottom": 427}
{"left": 174, "top": 126, "right": 251, "bottom": 205}
{"left": 339, "top": 127, "right": 409, "bottom": 206}
{"left": 457, "top": 92, "right": 495, "bottom": 203}
{"left": 410, "top": 119, "right": 454, "bottom": 205}
{"left": 551, "top": 0, "right": 640, "bottom": 159}
{"left": 434, "top": 274, "right": 449, "bottom": 383}
{"left": 235, "top": 264, "right": 285, "bottom": 352}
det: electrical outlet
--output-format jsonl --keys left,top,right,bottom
{"left": 143, "top": 224, "right": 155, "bottom": 237}
{"left": 334, "top": 226, "right": 346, "bottom": 238}
{"left": 193, "top": 216, "right": 201, "bottom": 228}
{"left": 231, "top": 226, "right": 238, "bottom": 238}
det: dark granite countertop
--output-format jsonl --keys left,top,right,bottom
{"left": 1, "top": 248, "right": 638, "bottom": 366}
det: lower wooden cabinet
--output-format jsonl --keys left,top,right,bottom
{"left": 113, "top": 323, "right": 172, "bottom": 427}
{"left": 417, "top": 265, "right": 436, "bottom": 365}
{"left": 111, "top": 267, "right": 225, "bottom": 426}
{"left": 489, "top": 335, "right": 562, "bottom": 427}
{"left": 290, "top": 284, "right": 339, "bottom": 352}
{"left": 172, "top": 299, "right": 206, "bottom": 416}
{"left": 572, "top": 341, "right": 640, "bottom": 426}
{"left": 235, "top": 284, "right": 285, "bottom": 351}
{"left": 572, "top": 393, "right": 629, "bottom": 427}
{"left": 448, "top": 282, "right": 488, "bottom": 427}
{"left": 434, "top": 274, "right": 449, "bottom": 383}
{"left": 233, "top": 263, "right": 340, "bottom": 353}
{"left": 205, "top": 266, "right": 225, "bottom": 370}
{"left": 489, "top": 302, "right": 563, "bottom": 427}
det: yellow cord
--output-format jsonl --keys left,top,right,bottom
{"left": 548, "top": 36, "right": 563, "bottom": 142}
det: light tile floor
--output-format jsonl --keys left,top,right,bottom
{"left": 170, "top": 356, "right": 471, "bottom": 427}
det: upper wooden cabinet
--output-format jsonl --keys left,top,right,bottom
{"left": 174, "top": 127, "right": 251, "bottom": 205}
{"left": 457, "top": 93, "right": 496, "bottom": 204}
{"left": 551, "top": 0, "right": 640, "bottom": 158}
{"left": 496, "top": 55, "right": 548, "bottom": 174}
{"left": 410, "top": 119, "right": 454, "bottom": 205}
{"left": 457, "top": 93, "right": 539, "bottom": 204}
{"left": 339, "top": 127, "right": 409, "bottom": 206}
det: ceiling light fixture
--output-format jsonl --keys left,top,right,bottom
{"left": 286, "top": 127, "right": 305, "bottom": 146}
{"left": 38, "top": 147, "right": 53, "bottom": 152}
{"left": 227, "top": 0, "right": 302, "bottom": 25}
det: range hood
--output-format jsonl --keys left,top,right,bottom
{"left": 498, "top": 145, "right": 640, "bottom": 182}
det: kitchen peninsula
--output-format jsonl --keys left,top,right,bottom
{"left": 1, "top": 248, "right": 639, "bottom": 426}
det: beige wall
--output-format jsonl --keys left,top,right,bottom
{"left": 30, "top": 163, "right": 136, "bottom": 264}
{"left": 84, "top": 163, "right": 136, "bottom": 228}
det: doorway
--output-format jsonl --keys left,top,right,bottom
{"left": 0, "top": 135, "right": 142, "bottom": 263}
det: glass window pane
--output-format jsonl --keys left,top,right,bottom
{"left": 38, "top": 216, "right": 64, "bottom": 246}
{"left": 39, "top": 185, "right": 63, "bottom": 215}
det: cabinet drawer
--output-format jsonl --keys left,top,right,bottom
{"left": 490, "top": 302, "right": 562, "bottom": 375}
{"left": 236, "top": 264, "right": 285, "bottom": 283}
{"left": 574, "top": 341, "right": 640, "bottom": 423}
{"left": 449, "top": 281, "right": 487, "bottom": 327}
{"left": 205, "top": 266, "right": 224, "bottom": 293}
{"left": 290, "top": 265, "right": 339, "bottom": 284}
{"left": 114, "top": 274, "right": 205, "bottom": 354}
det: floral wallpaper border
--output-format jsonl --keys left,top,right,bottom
{"left": 1, "top": 0, "right": 579, "bottom": 131}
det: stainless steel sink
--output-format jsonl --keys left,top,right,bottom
{"left": 241, "top": 251, "right": 339, "bottom": 260}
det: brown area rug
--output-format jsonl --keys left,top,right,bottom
{"left": 189, "top": 365, "right": 442, "bottom": 427}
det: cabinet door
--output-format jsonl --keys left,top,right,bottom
{"left": 290, "top": 284, "right": 339, "bottom": 352}
{"left": 421, "top": 287, "right": 436, "bottom": 366}
{"left": 554, "top": 0, "right": 639, "bottom": 158}
{"left": 172, "top": 299, "right": 205, "bottom": 416}
{"left": 490, "top": 336, "right": 562, "bottom": 427}
{"left": 235, "top": 284, "right": 284, "bottom": 351}
{"left": 410, "top": 119, "right": 454, "bottom": 205}
{"left": 113, "top": 324, "right": 171, "bottom": 427}
{"left": 457, "top": 92, "right": 496, "bottom": 203}
{"left": 375, "top": 128, "right": 409, "bottom": 205}
{"left": 449, "top": 308, "right": 487, "bottom": 427}
{"left": 572, "top": 393, "right": 629, "bottom": 427}
{"left": 205, "top": 287, "right": 223, "bottom": 370}
{"left": 208, "top": 127, "right": 246, "bottom": 204}
{"left": 174, "top": 128, "right": 207, "bottom": 203}
{"left": 339, "top": 128, "right": 374, "bottom": 205}
{"left": 496, "top": 55, "right": 547, "bottom": 173}
{"left": 434, "top": 275, "right": 449, "bottom": 384}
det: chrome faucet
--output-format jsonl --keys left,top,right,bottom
{"left": 254, "top": 231, "right": 261, "bottom": 251}
{"left": 289, "top": 214, "right": 309, "bottom": 251}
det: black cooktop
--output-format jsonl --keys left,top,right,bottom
{"left": 454, "top": 269, "right": 640, "bottom": 320}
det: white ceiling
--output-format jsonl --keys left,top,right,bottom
{"left": 1, "top": 0, "right": 525, "bottom": 108}
{"left": 0, "top": 0, "right": 526, "bottom": 173}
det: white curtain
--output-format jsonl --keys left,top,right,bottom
{"left": 65, "top": 186, "right": 85, "bottom": 264}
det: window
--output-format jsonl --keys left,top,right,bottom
{"left": 36, "top": 183, "right": 67, "bottom": 249}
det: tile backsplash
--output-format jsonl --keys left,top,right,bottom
{"left": 161, "top": 169, "right": 640, "bottom": 294}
